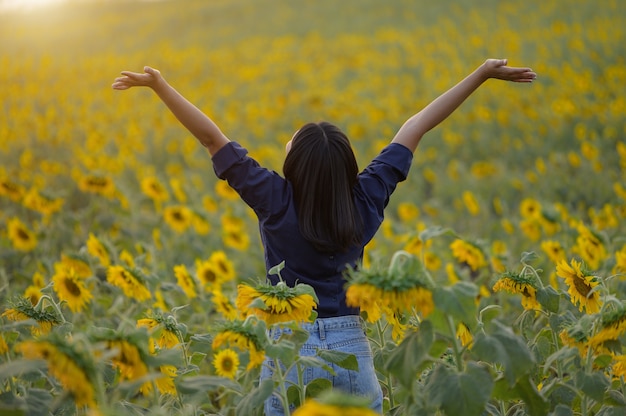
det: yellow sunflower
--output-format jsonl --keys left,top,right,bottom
{"left": 7, "top": 217, "right": 37, "bottom": 252}
{"left": 462, "top": 190, "right": 480, "bottom": 216}
{"left": 119, "top": 249, "right": 135, "bottom": 268}
{"left": 556, "top": 259, "right": 602, "bottom": 314}
{"left": 236, "top": 281, "right": 318, "bottom": 325}
{"left": 559, "top": 326, "right": 590, "bottom": 357}
{"left": 52, "top": 266, "right": 93, "bottom": 313}
{"left": 22, "top": 188, "right": 64, "bottom": 217}
{"left": 221, "top": 213, "right": 250, "bottom": 251}
{"left": 2, "top": 297, "right": 60, "bottom": 336}
{"left": 519, "top": 218, "right": 542, "bottom": 242}
{"left": 404, "top": 236, "right": 426, "bottom": 258}
{"left": 202, "top": 195, "right": 218, "bottom": 213}
{"left": 346, "top": 282, "right": 433, "bottom": 340}
{"left": 612, "top": 355, "right": 626, "bottom": 379}
{"left": 195, "top": 259, "right": 222, "bottom": 289}
{"left": 541, "top": 240, "right": 566, "bottom": 264}
{"left": 212, "top": 324, "right": 266, "bottom": 370}
{"left": 520, "top": 198, "right": 542, "bottom": 219}
{"left": 0, "top": 178, "right": 25, "bottom": 202}
{"left": 492, "top": 273, "right": 540, "bottom": 311}
{"left": 397, "top": 202, "right": 419, "bottom": 223}
{"left": 164, "top": 205, "right": 193, "bottom": 233}
{"left": 573, "top": 223, "right": 607, "bottom": 270}
{"left": 292, "top": 398, "right": 379, "bottom": 416}
{"left": 16, "top": 339, "right": 97, "bottom": 408}
{"left": 211, "top": 289, "right": 238, "bottom": 321}
{"left": 23, "top": 285, "right": 42, "bottom": 306}
{"left": 140, "top": 176, "right": 169, "bottom": 203}
{"left": 345, "top": 283, "right": 382, "bottom": 323}
{"left": 86, "top": 233, "right": 111, "bottom": 267}
{"left": 192, "top": 213, "right": 211, "bottom": 235}
{"left": 106, "top": 265, "right": 151, "bottom": 301}
{"left": 169, "top": 178, "right": 187, "bottom": 203}
{"left": 215, "top": 180, "right": 239, "bottom": 200}
{"left": 108, "top": 339, "right": 149, "bottom": 383}
{"left": 78, "top": 174, "right": 116, "bottom": 198}
{"left": 58, "top": 254, "right": 92, "bottom": 278}
{"left": 588, "top": 307, "right": 626, "bottom": 349}
{"left": 137, "top": 314, "right": 180, "bottom": 350}
{"left": 210, "top": 250, "right": 236, "bottom": 282}
{"left": 457, "top": 322, "right": 473, "bottom": 349}
{"left": 223, "top": 227, "right": 250, "bottom": 251}
{"left": 449, "top": 239, "right": 488, "bottom": 272}
{"left": 213, "top": 348, "right": 240, "bottom": 379}
{"left": 0, "top": 333, "right": 8, "bottom": 355}
{"left": 613, "top": 245, "right": 626, "bottom": 275}
{"left": 173, "top": 264, "right": 197, "bottom": 298}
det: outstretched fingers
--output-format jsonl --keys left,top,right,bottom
{"left": 511, "top": 67, "right": 537, "bottom": 83}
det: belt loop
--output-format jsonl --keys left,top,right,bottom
{"left": 318, "top": 319, "right": 326, "bottom": 341}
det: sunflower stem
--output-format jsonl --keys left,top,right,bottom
{"left": 376, "top": 319, "right": 395, "bottom": 409}
{"left": 296, "top": 361, "right": 306, "bottom": 408}
{"left": 446, "top": 315, "right": 464, "bottom": 372}
{"left": 273, "top": 357, "right": 292, "bottom": 415}
{"left": 37, "top": 294, "right": 67, "bottom": 325}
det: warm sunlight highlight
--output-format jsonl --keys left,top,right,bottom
{"left": 0, "top": 0, "right": 66, "bottom": 11}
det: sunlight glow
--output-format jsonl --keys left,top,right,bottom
{"left": 0, "top": 0, "right": 67, "bottom": 12}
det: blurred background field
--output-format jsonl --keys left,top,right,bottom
{"left": 2, "top": 0, "right": 624, "bottom": 281}
{"left": 1, "top": 0, "right": 626, "bottom": 413}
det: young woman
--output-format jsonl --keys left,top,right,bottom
{"left": 112, "top": 58, "right": 536, "bottom": 414}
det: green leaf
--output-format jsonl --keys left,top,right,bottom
{"left": 0, "top": 392, "right": 26, "bottom": 415}
{"left": 287, "top": 384, "right": 301, "bottom": 408}
{"left": 532, "top": 329, "right": 556, "bottom": 363}
{"left": 176, "top": 375, "right": 241, "bottom": 395}
{"left": 268, "top": 261, "right": 285, "bottom": 276}
{"left": 316, "top": 349, "right": 359, "bottom": 371}
{"left": 385, "top": 321, "right": 434, "bottom": 387}
{"left": 552, "top": 404, "right": 574, "bottom": 416}
{"left": 189, "top": 333, "right": 213, "bottom": 344}
{"left": 543, "top": 347, "right": 579, "bottom": 375}
{"left": 603, "top": 389, "right": 626, "bottom": 407}
{"left": 419, "top": 226, "right": 454, "bottom": 242}
{"left": 0, "top": 359, "right": 47, "bottom": 383}
{"left": 297, "top": 356, "right": 334, "bottom": 374}
{"left": 512, "top": 376, "right": 549, "bottom": 416}
{"left": 536, "top": 286, "right": 560, "bottom": 313}
{"left": 472, "top": 321, "right": 534, "bottom": 386}
{"left": 20, "top": 388, "right": 52, "bottom": 416}
{"left": 265, "top": 340, "right": 298, "bottom": 366}
{"left": 520, "top": 251, "right": 539, "bottom": 264}
{"left": 236, "top": 378, "right": 274, "bottom": 415}
{"left": 432, "top": 282, "right": 478, "bottom": 322}
{"left": 574, "top": 370, "right": 610, "bottom": 402}
{"left": 189, "top": 352, "right": 206, "bottom": 366}
{"left": 493, "top": 375, "right": 548, "bottom": 415}
{"left": 426, "top": 361, "right": 493, "bottom": 416}
{"left": 248, "top": 297, "right": 268, "bottom": 310}
{"left": 305, "top": 378, "right": 332, "bottom": 399}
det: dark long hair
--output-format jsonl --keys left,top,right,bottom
{"left": 283, "top": 122, "right": 363, "bottom": 253}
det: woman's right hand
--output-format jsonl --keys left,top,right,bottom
{"left": 112, "top": 66, "right": 164, "bottom": 90}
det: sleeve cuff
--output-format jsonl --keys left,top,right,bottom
{"left": 212, "top": 142, "right": 248, "bottom": 178}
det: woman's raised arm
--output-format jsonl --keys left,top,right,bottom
{"left": 112, "top": 66, "right": 230, "bottom": 156}
{"left": 391, "top": 59, "right": 536, "bottom": 153}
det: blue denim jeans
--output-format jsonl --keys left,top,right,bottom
{"left": 260, "top": 315, "right": 383, "bottom": 415}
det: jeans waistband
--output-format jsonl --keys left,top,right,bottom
{"left": 300, "top": 315, "right": 363, "bottom": 341}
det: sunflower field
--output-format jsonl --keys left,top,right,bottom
{"left": 1, "top": 0, "right": 625, "bottom": 414}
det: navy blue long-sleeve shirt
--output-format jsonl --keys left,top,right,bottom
{"left": 212, "top": 141, "right": 413, "bottom": 318}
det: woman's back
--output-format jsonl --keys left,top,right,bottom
{"left": 211, "top": 139, "right": 413, "bottom": 317}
